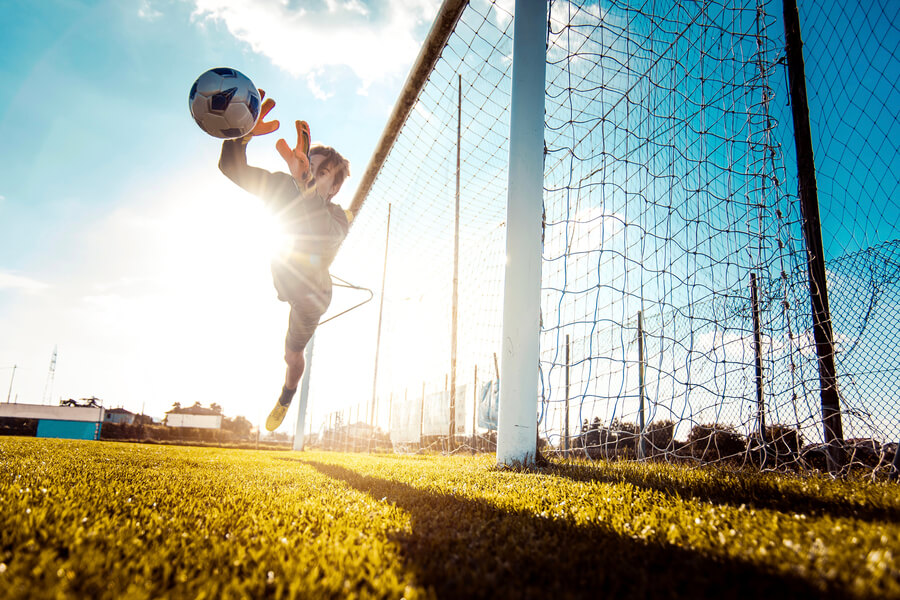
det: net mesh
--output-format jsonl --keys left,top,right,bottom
{"left": 308, "top": 0, "right": 899, "bottom": 475}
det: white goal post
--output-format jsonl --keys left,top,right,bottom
{"left": 496, "top": 0, "right": 548, "bottom": 466}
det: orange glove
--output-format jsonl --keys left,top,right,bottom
{"left": 250, "top": 89, "right": 280, "bottom": 136}
{"left": 276, "top": 120, "right": 312, "bottom": 184}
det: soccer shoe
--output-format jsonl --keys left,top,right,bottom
{"left": 266, "top": 401, "right": 290, "bottom": 431}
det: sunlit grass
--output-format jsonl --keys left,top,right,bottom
{"left": 1, "top": 438, "right": 898, "bottom": 599}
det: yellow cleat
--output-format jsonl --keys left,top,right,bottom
{"left": 266, "top": 401, "right": 289, "bottom": 431}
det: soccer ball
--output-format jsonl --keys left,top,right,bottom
{"left": 189, "top": 67, "right": 261, "bottom": 139}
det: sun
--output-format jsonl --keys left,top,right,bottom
{"left": 158, "top": 182, "right": 294, "bottom": 283}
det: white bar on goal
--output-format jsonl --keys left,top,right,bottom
{"left": 497, "top": 0, "right": 547, "bottom": 466}
{"left": 293, "top": 334, "right": 315, "bottom": 451}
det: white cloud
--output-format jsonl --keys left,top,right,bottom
{"left": 306, "top": 70, "right": 334, "bottom": 101}
{"left": 189, "top": 0, "right": 440, "bottom": 95}
{"left": 0, "top": 272, "right": 49, "bottom": 293}
{"left": 138, "top": 0, "right": 163, "bottom": 20}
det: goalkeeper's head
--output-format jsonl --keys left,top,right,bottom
{"left": 307, "top": 144, "right": 351, "bottom": 202}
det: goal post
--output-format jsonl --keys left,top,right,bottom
{"left": 292, "top": 334, "right": 315, "bottom": 451}
{"left": 496, "top": 0, "right": 548, "bottom": 467}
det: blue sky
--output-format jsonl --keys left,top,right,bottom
{"left": 0, "top": 0, "right": 438, "bottom": 425}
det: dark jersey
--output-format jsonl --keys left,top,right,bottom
{"left": 219, "top": 138, "right": 349, "bottom": 298}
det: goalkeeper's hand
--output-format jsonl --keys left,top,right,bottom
{"left": 239, "top": 89, "right": 280, "bottom": 143}
{"left": 276, "top": 120, "right": 312, "bottom": 185}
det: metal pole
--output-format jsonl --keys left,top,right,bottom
{"left": 890, "top": 443, "right": 900, "bottom": 482}
{"left": 450, "top": 73, "right": 462, "bottom": 451}
{"left": 6, "top": 365, "right": 15, "bottom": 403}
{"left": 389, "top": 391, "right": 396, "bottom": 442}
{"left": 637, "top": 312, "right": 646, "bottom": 459}
{"left": 444, "top": 373, "right": 449, "bottom": 451}
{"left": 370, "top": 205, "right": 391, "bottom": 441}
{"left": 293, "top": 334, "right": 316, "bottom": 451}
{"left": 472, "top": 365, "right": 477, "bottom": 454}
{"left": 564, "top": 335, "right": 570, "bottom": 453}
{"left": 420, "top": 382, "right": 426, "bottom": 450}
{"left": 750, "top": 273, "right": 769, "bottom": 466}
{"left": 782, "top": 0, "right": 844, "bottom": 471}
{"left": 497, "top": 0, "right": 547, "bottom": 466}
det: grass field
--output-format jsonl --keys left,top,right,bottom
{"left": 1, "top": 438, "right": 898, "bottom": 599}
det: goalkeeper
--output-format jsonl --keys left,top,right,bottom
{"left": 218, "top": 90, "right": 354, "bottom": 431}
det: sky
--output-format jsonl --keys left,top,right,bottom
{"left": 0, "top": 0, "right": 440, "bottom": 428}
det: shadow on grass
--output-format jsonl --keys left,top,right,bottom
{"left": 298, "top": 459, "right": 843, "bottom": 600}
{"left": 539, "top": 461, "right": 900, "bottom": 523}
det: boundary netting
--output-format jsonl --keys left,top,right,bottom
{"left": 307, "top": 0, "right": 899, "bottom": 475}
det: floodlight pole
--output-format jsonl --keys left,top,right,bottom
{"left": 497, "top": 0, "right": 548, "bottom": 466}
{"left": 293, "top": 334, "right": 316, "bottom": 451}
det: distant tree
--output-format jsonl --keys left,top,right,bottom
{"left": 223, "top": 416, "right": 252, "bottom": 438}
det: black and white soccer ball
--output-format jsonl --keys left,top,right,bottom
{"left": 189, "top": 67, "right": 261, "bottom": 139}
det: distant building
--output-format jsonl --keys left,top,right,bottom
{"left": 165, "top": 404, "right": 223, "bottom": 429}
{"left": 0, "top": 403, "right": 103, "bottom": 440}
{"left": 104, "top": 408, "right": 136, "bottom": 425}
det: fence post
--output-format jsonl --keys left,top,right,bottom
{"left": 450, "top": 73, "right": 462, "bottom": 453}
{"left": 445, "top": 373, "right": 449, "bottom": 452}
{"left": 472, "top": 365, "right": 477, "bottom": 454}
{"left": 782, "top": 0, "right": 844, "bottom": 472}
{"left": 637, "top": 312, "right": 647, "bottom": 460}
{"left": 890, "top": 443, "right": 900, "bottom": 482}
{"left": 750, "top": 272, "right": 769, "bottom": 467}
{"left": 564, "top": 335, "right": 571, "bottom": 454}
{"left": 370, "top": 205, "right": 391, "bottom": 444}
{"left": 420, "top": 381, "right": 426, "bottom": 451}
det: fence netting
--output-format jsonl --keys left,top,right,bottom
{"left": 307, "top": 0, "right": 899, "bottom": 476}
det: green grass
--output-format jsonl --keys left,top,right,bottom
{"left": 1, "top": 438, "right": 898, "bottom": 599}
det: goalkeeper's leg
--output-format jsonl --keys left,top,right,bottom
{"left": 266, "top": 286, "right": 330, "bottom": 431}
{"left": 266, "top": 298, "right": 323, "bottom": 431}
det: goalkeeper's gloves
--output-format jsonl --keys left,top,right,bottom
{"left": 276, "top": 120, "right": 312, "bottom": 184}
{"left": 239, "top": 88, "right": 280, "bottom": 144}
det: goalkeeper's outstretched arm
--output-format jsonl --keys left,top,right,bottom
{"left": 219, "top": 137, "right": 294, "bottom": 200}
{"left": 217, "top": 88, "right": 297, "bottom": 204}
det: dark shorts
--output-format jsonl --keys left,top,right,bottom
{"left": 285, "top": 287, "right": 332, "bottom": 352}
{"left": 271, "top": 260, "right": 332, "bottom": 352}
